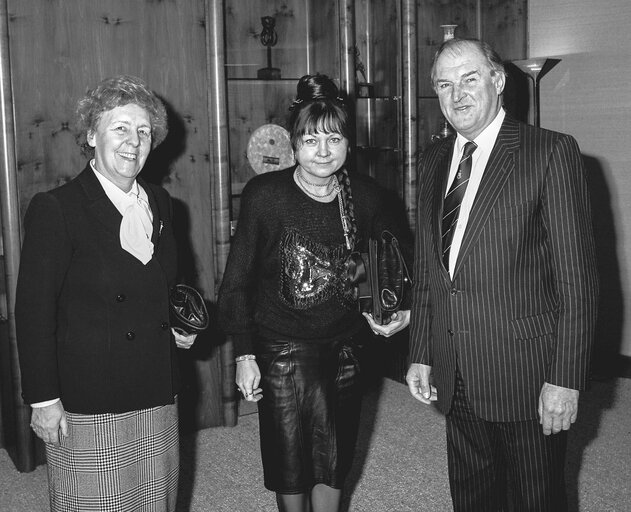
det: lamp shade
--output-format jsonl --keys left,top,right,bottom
{"left": 511, "top": 57, "right": 561, "bottom": 127}
{"left": 512, "top": 57, "right": 561, "bottom": 82}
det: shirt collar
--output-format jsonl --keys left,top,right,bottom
{"left": 455, "top": 108, "right": 505, "bottom": 157}
{"left": 90, "top": 160, "right": 147, "bottom": 214}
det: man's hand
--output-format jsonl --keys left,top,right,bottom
{"left": 538, "top": 382, "right": 579, "bottom": 435}
{"left": 30, "top": 401, "right": 68, "bottom": 445}
{"left": 406, "top": 363, "right": 437, "bottom": 404}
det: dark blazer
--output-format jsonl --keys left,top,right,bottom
{"left": 16, "top": 165, "right": 179, "bottom": 414}
{"left": 409, "top": 115, "right": 599, "bottom": 422}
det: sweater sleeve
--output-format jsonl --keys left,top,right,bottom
{"left": 217, "top": 179, "right": 264, "bottom": 356}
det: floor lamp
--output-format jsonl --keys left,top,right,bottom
{"left": 511, "top": 57, "right": 561, "bottom": 127}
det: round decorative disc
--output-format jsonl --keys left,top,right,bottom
{"left": 246, "top": 124, "right": 295, "bottom": 174}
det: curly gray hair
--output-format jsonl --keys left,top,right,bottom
{"left": 75, "top": 75, "right": 168, "bottom": 157}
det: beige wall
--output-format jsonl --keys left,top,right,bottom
{"left": 529, "top": 0, "right": 631, "bottom": 358}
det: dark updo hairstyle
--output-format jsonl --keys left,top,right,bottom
{"left": 288, "top": 74, "right": 351, "bottom": 151}
{"left": 289, "top": 74, "right": 358, "bottom": 251}
{"left": 75, "top": 75, "right": 168, "bottom": 158}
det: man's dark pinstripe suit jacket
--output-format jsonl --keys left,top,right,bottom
{"left": 409, "top": 115, "right": 600, "bottom": 422}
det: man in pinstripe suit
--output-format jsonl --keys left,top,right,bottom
{"left": 406, "top": 38, "right": 599, "bottom": 511}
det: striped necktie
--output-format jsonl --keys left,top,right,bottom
{"left": 442, "top": 141, "right": 477, "bottom": 268}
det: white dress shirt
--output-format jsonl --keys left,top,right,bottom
{"left": 445, "top": 108, "right": 505, "bottom": 277}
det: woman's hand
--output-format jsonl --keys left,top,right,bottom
{"left": 363, "top": 309, "right": 410, "bottom": 338}
{"left": 172, "top": 328, "right": 197, "bottom": 349}
{"left": 30, "top": 401, "right": 68, "bottom": 445}
{"left": 236, "top": 359, "right": 263, "bottom": 402}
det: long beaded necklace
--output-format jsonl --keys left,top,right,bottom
{"left": 335, "top": 181, "right": 353, "bottom": 250}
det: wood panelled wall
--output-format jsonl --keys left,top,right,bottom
{"left": 1, "top": 0, "right": 225, "bottom": 465}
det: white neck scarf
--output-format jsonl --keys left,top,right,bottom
{"left": 119, "top": 188, "right": 154, "bottom": 264}
{"left": 91, "top": 164, "right": 154, "bottom": 264}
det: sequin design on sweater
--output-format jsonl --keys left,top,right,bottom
{"left": 279, "top": 228, "right": 355, "bottom": 310}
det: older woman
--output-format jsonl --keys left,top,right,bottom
{"left": 15, "top": 75, "right": 196, "bottom": 512}
{"left": 218, "top": 74, "right": 409, "bottom": 512}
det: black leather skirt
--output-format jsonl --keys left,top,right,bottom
{"left": 255, "top": 337, "right": 362, "bottom": 494}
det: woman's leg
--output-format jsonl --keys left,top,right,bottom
{"left": 311, "top": 484, "right": 341, "bottom": 512}
{"left": 276, "top": 492, "right": 311, "bottom": 512}
{"left": 275, "top": 485, "right": 341, "bottom": 512}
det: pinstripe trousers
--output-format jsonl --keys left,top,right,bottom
{"left": 446, "top": 368, "right": 568, "bottom": 512}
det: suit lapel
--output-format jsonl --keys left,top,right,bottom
{"left": 139, "top": 178, "right": 163, "bottom": 247}
{"left": 431, "top": 140, "right": 455, "bottom": 266}
{"left": 79, "top": 168, "right": 165, "bottom": 256}
{"left": 453, "top": 117, "right": 521, "bottom": 276}
{"left": 76, "top": 166, "right": 122, "bottom": 237}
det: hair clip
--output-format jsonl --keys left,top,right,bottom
{"left": 289, "top": 98, "right": 303, "bottom": 111}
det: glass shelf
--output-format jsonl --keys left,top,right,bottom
{"left": 226, "top": 78, "right": 302, "bottom": 83}
{"left": 357, "top": 146, "right": 401, "bottom": 152}
{"left": 356, "top": 96, "right": 401, "bottom": 101}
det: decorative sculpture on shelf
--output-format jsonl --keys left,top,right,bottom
{"left": 431, "top": 23, "right": 458, "bottom": 142}
{"left": 354, "top": 46, "right": 374, "bottom": 98}
{"left": 257, "top": 16, "right": 281, "bottom": 80}
{"left": 439, "top": 24, "right": 457, "bottom": 41}
{"left": 431, "top": 120, "right": 455, "bottom": 142}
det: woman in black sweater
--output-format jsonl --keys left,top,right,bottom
{"left": 218, "top": 74, "right": 410, "bottom": 512}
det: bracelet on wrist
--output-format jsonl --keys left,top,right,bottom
{"left": 235, "top": 354, "right": 256, "bottom": 363}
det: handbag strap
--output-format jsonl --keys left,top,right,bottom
{"left": 381, "top": 230, "right": 413, "bottom": 285}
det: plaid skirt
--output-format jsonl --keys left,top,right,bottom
{"left": 45, "top": 402, "right": 179, "bottom": 512}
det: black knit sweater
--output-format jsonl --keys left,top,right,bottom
{"left": 218, "top": 166, "right": 401, "bottom": 356}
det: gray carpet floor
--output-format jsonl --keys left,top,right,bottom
{"left": 1, "top": 377, "right": 630, "bottom": 511}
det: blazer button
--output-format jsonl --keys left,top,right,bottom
{"left": 126, "top": 331, "right": 135, "bottom": 340}
{"left": 448, "top": 329, "right": 454, "bottom": 336}
{"left": 161, "top": 322, "right": 169, "bottom": 330}
{"left": 450, "top": 288, "right": 457, "bottom": 296}
{"left": 116, "top": 294, "right": 126, "bottom": 302}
